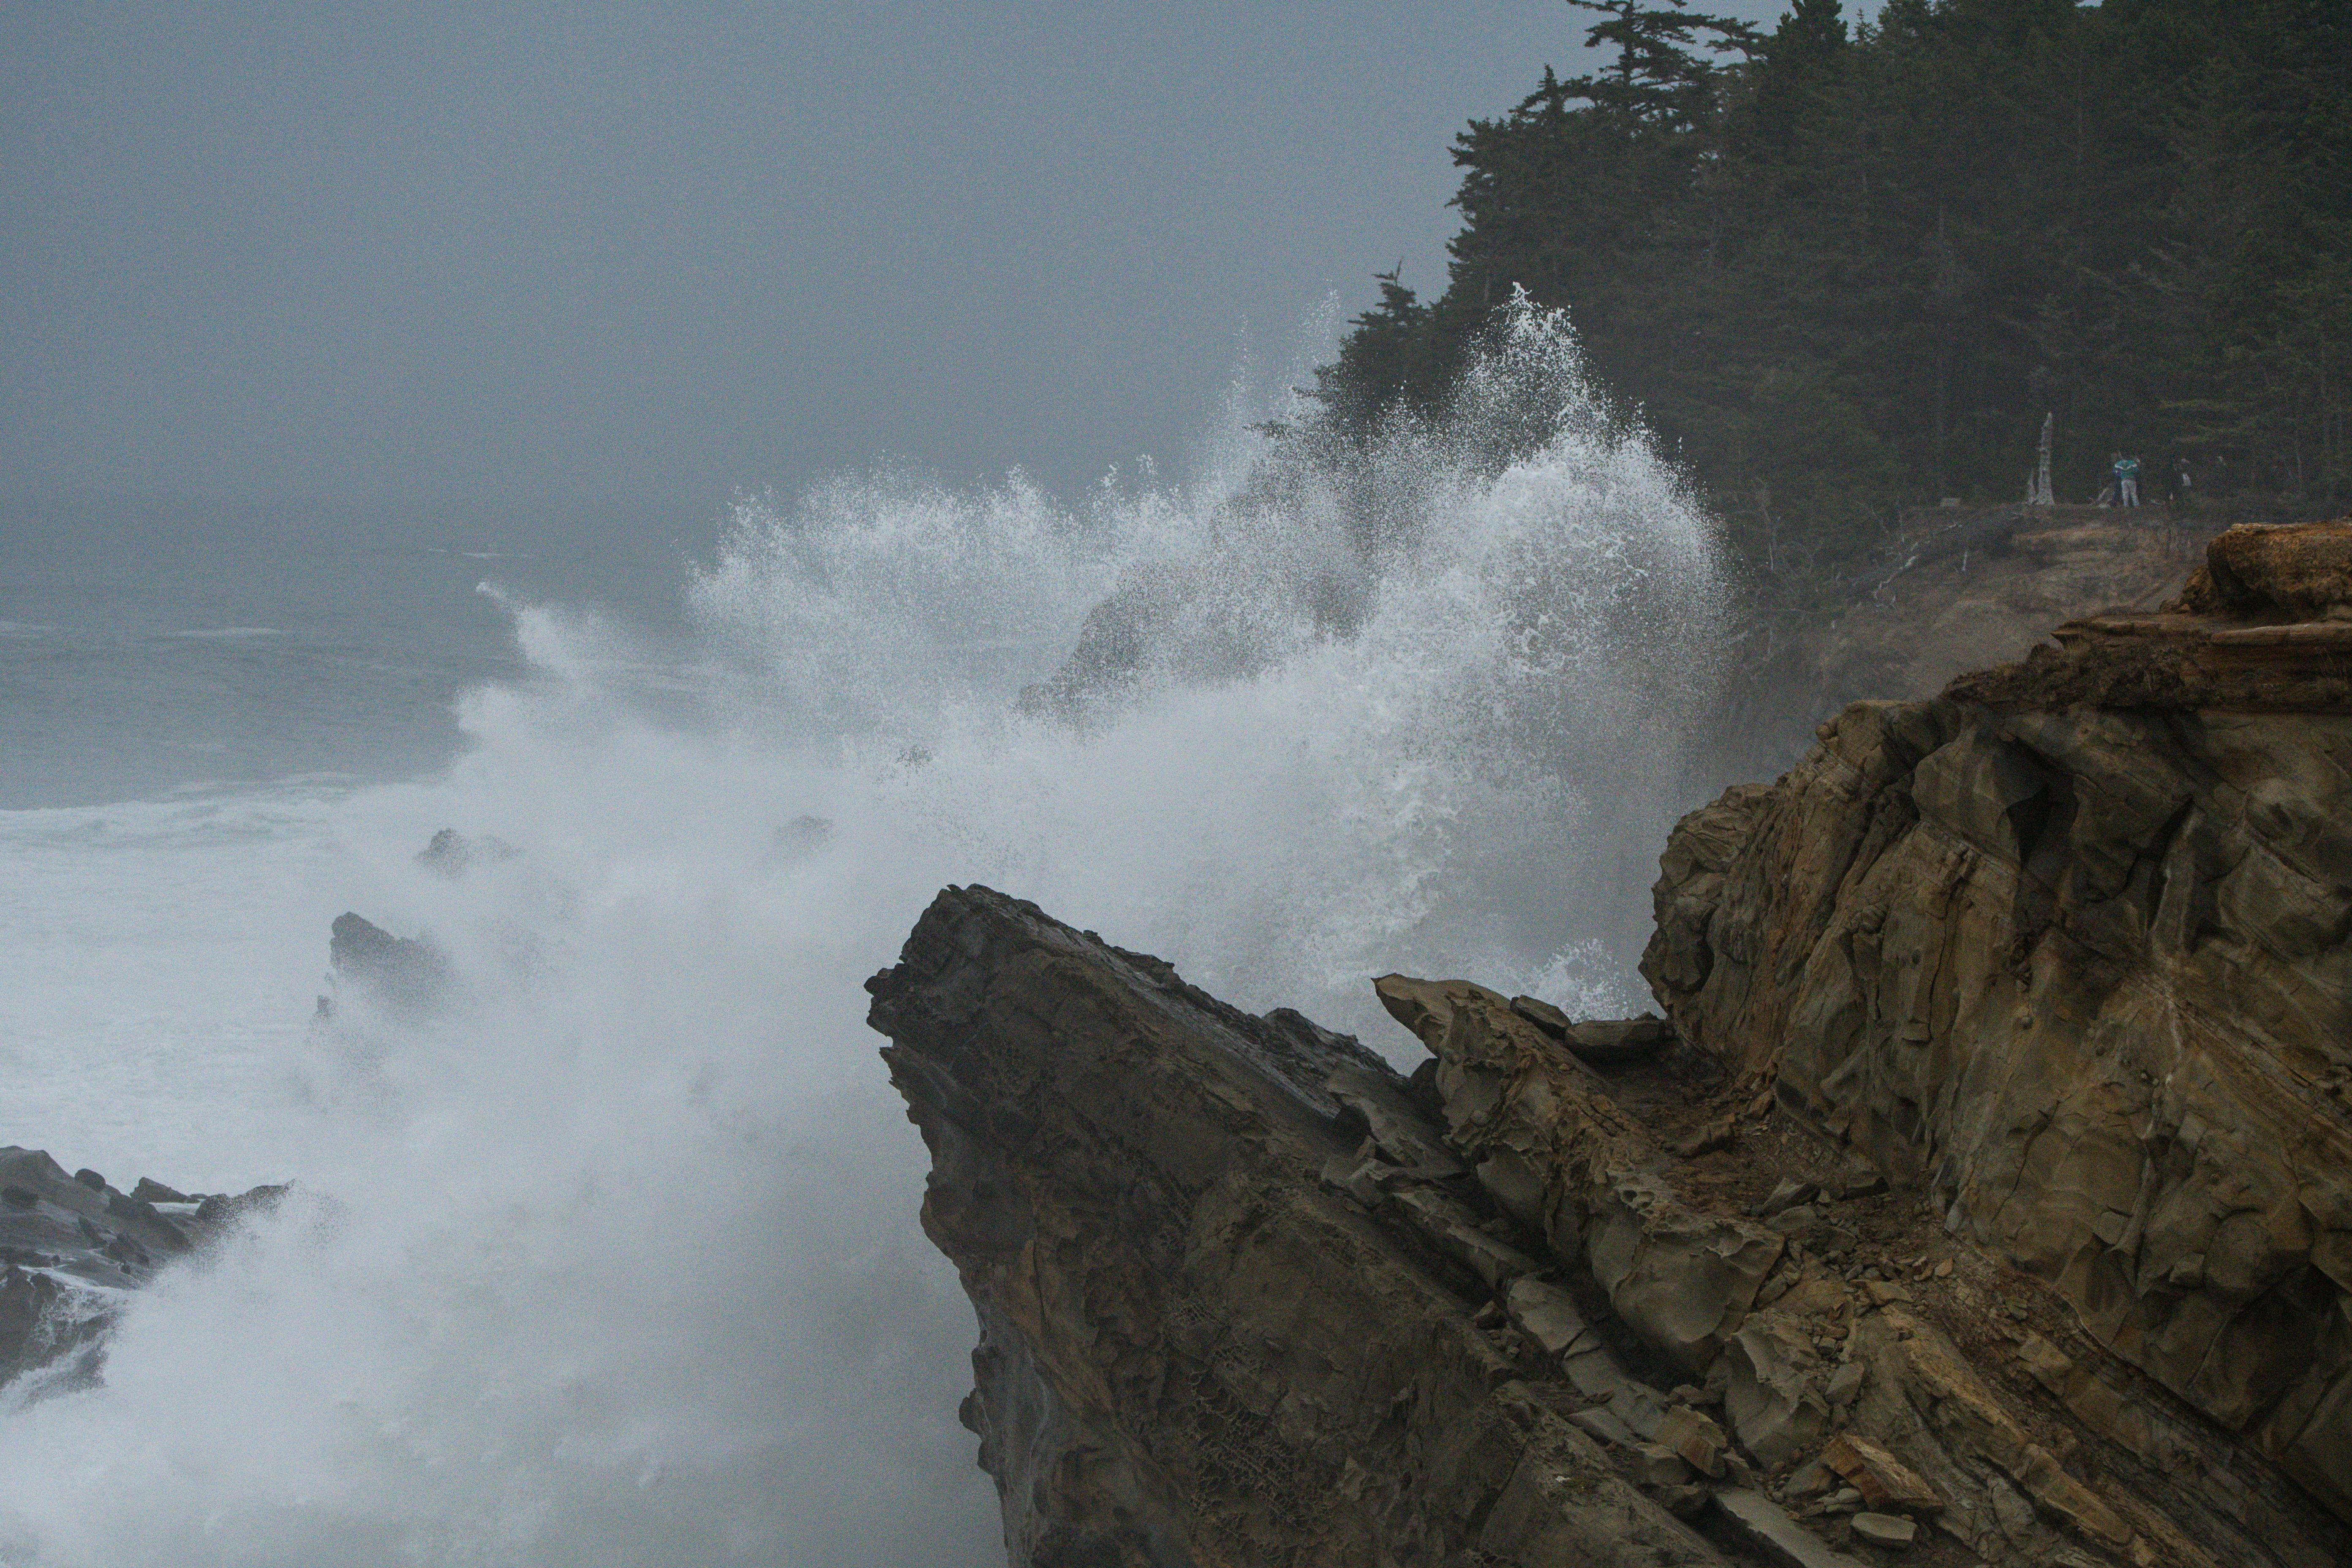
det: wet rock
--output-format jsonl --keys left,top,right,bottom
{"left": 414, "top": 827, "right": 517, "bottom": 879}
{"left": 328, "top": 911, "right": 451, "bottom": 1016}
{"left": 0, "top": 1146, "right": 281, "bottom": 1394}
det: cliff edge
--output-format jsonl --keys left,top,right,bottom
{"left": 868, "top": 887, "right": 1724, "bottom": 1566}
{"left": 1648, "top": 519, "right": 2352, "bottom": 1536}
{"left": 871, "top": 521, "right": 2352, "bottom": 1567}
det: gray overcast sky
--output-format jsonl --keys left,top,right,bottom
{"left": 4, "top": 1, "right": 1809, "bottom": 515}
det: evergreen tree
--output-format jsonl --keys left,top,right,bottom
{"left": 1314, "top": 0, "right": 2352, "bottom": 590}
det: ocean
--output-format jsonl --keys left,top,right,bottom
{"left": 0, "top": 305, "right": 1728, "bottom": 1565}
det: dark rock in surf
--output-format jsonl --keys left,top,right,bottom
{"left": 1016, "top": 555, "right": 1370, "bottom": 721}
{"left": 415, "top": 827, "right": 519, "bottom": 879}
{"left": 328, "top": 911, "right": 452, "bottom": 1016}
{"left": 0, "top": 1145, "right": 283, "bottom": 1395}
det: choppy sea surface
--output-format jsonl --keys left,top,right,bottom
{"left": 0, "top": 305, "right": 1729, "bottom": 1565}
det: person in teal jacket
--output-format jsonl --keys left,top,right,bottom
{"left": 2114, "top": 453, "right": 2142, "bottom": 507}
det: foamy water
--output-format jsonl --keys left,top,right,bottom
{"left": 0, "top": 301, "right": 1725, "bottom": 1565}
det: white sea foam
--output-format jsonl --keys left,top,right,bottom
{"left": 0, "top": 299, "right": 1726, "bottom": 1565}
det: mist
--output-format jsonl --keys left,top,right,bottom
{"left": 3, "top": 0, "right": 1814, "bottom": 517}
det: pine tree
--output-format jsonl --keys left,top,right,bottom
{"left": 1312, "top": 0, "right": 2352, "bottom": 582}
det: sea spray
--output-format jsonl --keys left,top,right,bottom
{"left": 0, "top": 299, "right": 1725, "bottom": 1565}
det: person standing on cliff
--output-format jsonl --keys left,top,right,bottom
{"left": 2115, "top": 452, "right": 2142, "bottom": 508}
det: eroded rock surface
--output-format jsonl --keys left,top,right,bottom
{"left": 874, "top": 888, "right": 2303, "bottom": 1565}
{"left": 875, "top": 523, "right": 2352, "bottom": 1567}
{"left": 1646, "top": 519, "right": 2352, "bottom": 1542}
{"left": 1373, "top": 977, "right": 2321, "bottom": 1568}
{"left": 871, "top": 887, "right": 1730, "bottom": 1568}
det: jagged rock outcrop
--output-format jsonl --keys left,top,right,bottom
{"left": 875, "top": 887, "right": 2318, "bottom": 1566}
{"left": 876, "top": 521, "right": 2352, "bottom": 1567}
{"left": 0, "top": 1148, "right": 280, "bottom": 1395}
{"left": 1646, "top": 519, "right": 2352, "bottom": 1542}
{"left": 414, "top": 827, "right": 517, "bottom": 879}
{"left": 1372, "top": 976, "right": 2330, "bottom": 1568}
{"left": 871, "top": 887, "right": 1731, "bottom": 1567}
{"left": 325, "top": 910, "right": 450, "bottom": 1017}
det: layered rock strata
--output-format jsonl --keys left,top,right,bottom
{"left": 1370, "top": 975, "right": 2323, "bottom": 1568}
{"left": 877, "top": 520, "right": 2352, "bottom": 1566}
{"left": 874, "top": 888, "right": 2313, "bottom": 1565}
{"left": 1647, "top": 520, "right": 2352, "bottom": 1540}
{"left": 870, "top": 887, "right": 1726, "bottom": 1567}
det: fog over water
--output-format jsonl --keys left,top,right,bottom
{"left": 0, "top": 304, "right": 1727, "bottom": 1563}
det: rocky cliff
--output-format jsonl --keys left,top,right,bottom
{"left": 873, "top": 891, "right": 2344, "bottom": 1566}
{"left": 875, "top": 520, "right": 2352, "bottom": 1567}
{"left": 869, "top": 888, "right": 1728, "bottom": 1567}
{"left": 1647, "top": 519, "right": 2352, "bottom": 1543}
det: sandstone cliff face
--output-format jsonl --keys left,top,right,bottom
{"left": 869, "top": 887, "right": 1724, "bottom": 1567}
{"left": 874, "top": 885, "right": 2336, "bottom": 1566}
{"left": 876, "top": 522, "right": 2352, "bottom": 1567}
{"left": 1647, "top": 520, "right": 2352, "bottom": 1535}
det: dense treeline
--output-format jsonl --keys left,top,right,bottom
{"left": 1318, "top": 0, "right": 2351, "bottom": 585}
